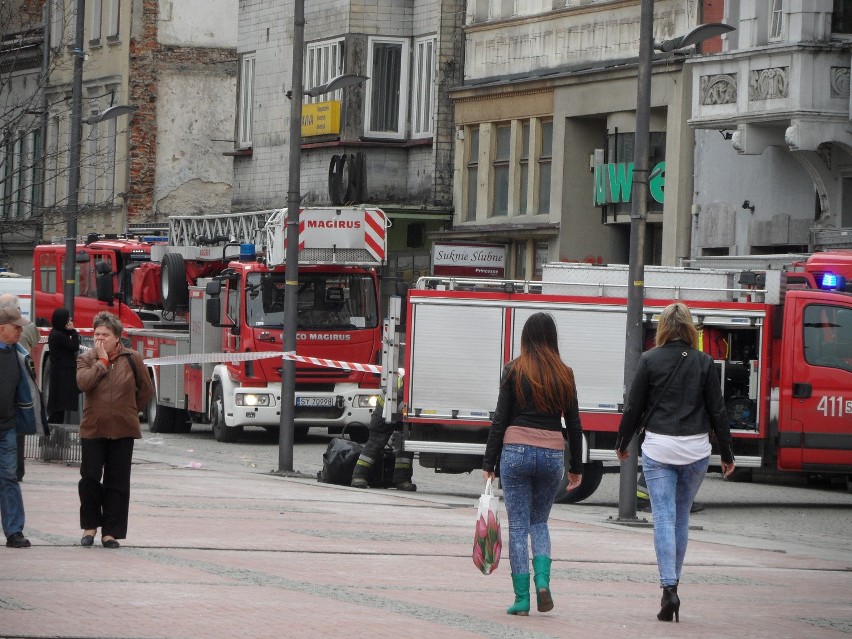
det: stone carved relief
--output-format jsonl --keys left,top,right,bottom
{"left": 700, "top": 74, "right": 737, "bottom": 105}
{"left": 830, "top": 67, "right": 850, "bottom": 98}
{"left": 748, "top": 67, "right": 789, "bottom": 101}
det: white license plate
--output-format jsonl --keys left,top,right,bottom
{"left": 295, "top": 396, "right": 334, "bottom": 407}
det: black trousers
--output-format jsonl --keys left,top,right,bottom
{"left": 79, "top": 438, "right": 135, "bottom": 539}
{"left": 352, "top": 408, "right": 413, "bottom": 484}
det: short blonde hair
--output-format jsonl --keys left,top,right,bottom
{"left": 92, "top": 311, "right": 123, "bottom": 337}
{"left": 655, "top": 302, "right": 698, "bottom": 348}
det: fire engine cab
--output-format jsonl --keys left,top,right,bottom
{"left": 31, "top": 208, "right": 388, "bottom": 443}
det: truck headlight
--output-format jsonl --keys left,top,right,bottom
{"left": 356, "top": 395, "right": 379, "bottom": 408}
{"left": 235, "top": 393, "right": 271, "bottom": 407}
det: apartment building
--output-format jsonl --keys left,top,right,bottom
{"left": 231, "top": 0, "right": 464, "bottom": 294}
{"left": 39, "top": 0, "right": 238, "bottom": 241}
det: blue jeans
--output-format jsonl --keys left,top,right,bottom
{"left": 0, "top": 428, "right": 25, "bottom": 538}
{"left": 499, "top": 444, "right": 564, "bottom": 574}
{"left": 642, "top": 452, "right": 709, "bottom": 587}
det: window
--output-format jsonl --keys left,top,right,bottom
{"left": 39, "top": 253, "right": 58, "bottom": 294}
{"left": 238, "top": 53, "right": 256, "bottom": 148}
{"left": 537, "top": 121, "right": 552, "bottom": 214}
{"left": 365, "top": 37, "right": 409, "bottom": 139}
{"left": 107, "top": 0, "right": 120, "bottom": 38}
{"left": 84, "top": 103, "right": 99, "bottom": 204}
{"left": 492, "top": 125, "right": 510, "bottom": 216}
{"left": 91, "top": 0, "right": 102, "bottom": 42}
{"left": 104, "top": 115, "right": 116, "bottom": 203}
{"left": 305, "top": 38, "right": 344, "bottom": 104}
{"left": 30, "top": 128, "right": 43, "bottom": 213}
{"left": 465, "top": 127, "right": 479, "bottom": 222}
{"left": 245, "top": 272, "right": 378, "bottom": 330}
{"left": 46, "top": 115, "right": 60, "bottom": 206}
{"left": 833, "top": 0, "right": 852, "bottom": 33}
{"left": 1, "top": 134, "right": 12, "bottom": 218}
{"left": 412, "top": 36, "right": 436, "bottom": 138}
{"left": 12, "top": 135, "right": 23, "bottom": 219}
{"left": 50, "top": 0, "right": 65, "bottom": 48}
{"left": 803, "top": 305, "right": 852, "bottom": 372}
{"left": 769, "top": 0, "right": 783, "bottom": 39}
{"left": 519, "top": 122, "right": 530, "bottom": 215}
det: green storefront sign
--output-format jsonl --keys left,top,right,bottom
{"left": 593, "top": 161, "right": 665, "bottom": 206}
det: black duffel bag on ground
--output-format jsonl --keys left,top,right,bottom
{"left": 317, "top": 438, "right": 395, "bottom": 487}
{"left": 317, "top": 438, "right": 363, "bottom": 485}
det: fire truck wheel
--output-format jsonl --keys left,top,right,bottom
{"left": 211, "top": 386, "right": 240, "bottom": 443}
{"left": 161, "top": 252, "right": 188, "bottom": 313}
{"left": 555, "top": 461, "right": 604, "bottom": 504}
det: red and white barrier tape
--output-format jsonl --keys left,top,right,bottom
{"left": 143, "top": 350, "right": 388, "bottom": 375}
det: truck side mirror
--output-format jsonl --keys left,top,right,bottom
{"left": 205, "top": 280, "right": 221, "bottom": 296}
{"left": 95, "top": 260, "right": 114, "bottom": 304}
{"left": 206, "top": 297, "right": 221, "bottom": 326}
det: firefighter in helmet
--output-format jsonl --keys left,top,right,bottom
{"left": 350, "top": 373, "right": 416, "bottom": 491}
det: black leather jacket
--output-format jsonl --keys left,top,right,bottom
{"left": 483, "top": 363, "right": 584, "bottom": 475}
{"left": 615, "top": 340, "right": 734, "bottom": 463}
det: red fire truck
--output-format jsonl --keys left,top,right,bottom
{"left": 31, "top": 207, "right": 388, "bottom": 443}
{"left": 388, "top": 251, "right": 852, "bottom": 502}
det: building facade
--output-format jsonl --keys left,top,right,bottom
{"left": 0, "top": 0, "right": 48, "bottom": 273}
{"left": 40, "top": 0, "right": 238, "bottom": 242}
{"left": 445, "top": 0, "right": 724, "bottom": 278}
{"left": 688, "top": 0, "right": 852, "bottom": 254}
{"left": 231, "top": 0, "right": 464, "bottom": 297}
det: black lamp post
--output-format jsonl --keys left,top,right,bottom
{"left": 617, "top": 0, "right": 734, "bottom": 520}
{"left": 277, "top": 0, "right": 367, "bottom": 473}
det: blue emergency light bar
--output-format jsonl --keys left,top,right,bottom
{"left": 819, "top": 272, "right": 847, "bottom": 291}
{"left": 821, "top": 273, "right": 838, "bottom": 288}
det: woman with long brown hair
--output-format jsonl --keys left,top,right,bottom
{"left": 483, "top": 312, "right": 583, "bottom": 616}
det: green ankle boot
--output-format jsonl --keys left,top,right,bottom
{"left": 532, "top": 555, "right": 553, "bottom": 612}
{"left": 507, "top": 573, "right": 530, "bottom": 616}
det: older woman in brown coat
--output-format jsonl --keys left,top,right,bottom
{"left": 76, "top": 311, "right": 152, "bottom": 548}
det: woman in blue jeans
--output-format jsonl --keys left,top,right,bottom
{"left": 483, "top": 312, "right": 584, "bottom": 616}
{"left": 616, "top": 302, "right": 736, "bottom": 622}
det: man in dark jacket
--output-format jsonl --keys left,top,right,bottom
{"left": 0, "top": 306, "right": 49, "bottom": 548}
{"left": 0, "top": 293, "right": 39, "bottom": 482}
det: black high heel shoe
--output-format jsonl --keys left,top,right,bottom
{"left": 657, "top": 585, "right": 680, "bottom": 622}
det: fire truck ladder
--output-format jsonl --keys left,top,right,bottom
{"left": 161, "top": 210, "right": 279, "bottom": 261}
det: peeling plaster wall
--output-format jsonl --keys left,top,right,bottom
{"left": 158, "top": 0, "right": 238, "bottom": 48}
{"left": 154, "top": 71, "right": 236, "bottom": 215}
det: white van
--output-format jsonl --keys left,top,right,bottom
{"left": 0, "top": 275, "right": 33, "bottom": 321}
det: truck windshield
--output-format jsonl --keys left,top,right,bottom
{"left": 245, "top": 272, "right": 378, "bottom": 330}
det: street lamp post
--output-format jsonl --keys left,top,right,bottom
{"left": 62, "top": 0, "right": 86, "bottom": 313}
{"left": 277, "top": 0, "right": 367, "bottom": 473}
{"left": 62, "top": 0, "right": 136, "bottom": 313}
{"left": 617, "top": 0, "right": 734, "bottom": 520}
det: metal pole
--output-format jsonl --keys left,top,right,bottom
{"left": 278, "top": 0, "right": 305, "bottom": 473}
{"left": 618, "top": 0, "right": 654, "bottom": 521}
{"left": 63, "top": 0, "right": 86, "bottom": 313}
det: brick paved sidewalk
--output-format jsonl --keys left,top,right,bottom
{"left": 1, "top": 458, "right": 849, "bottom": 639}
